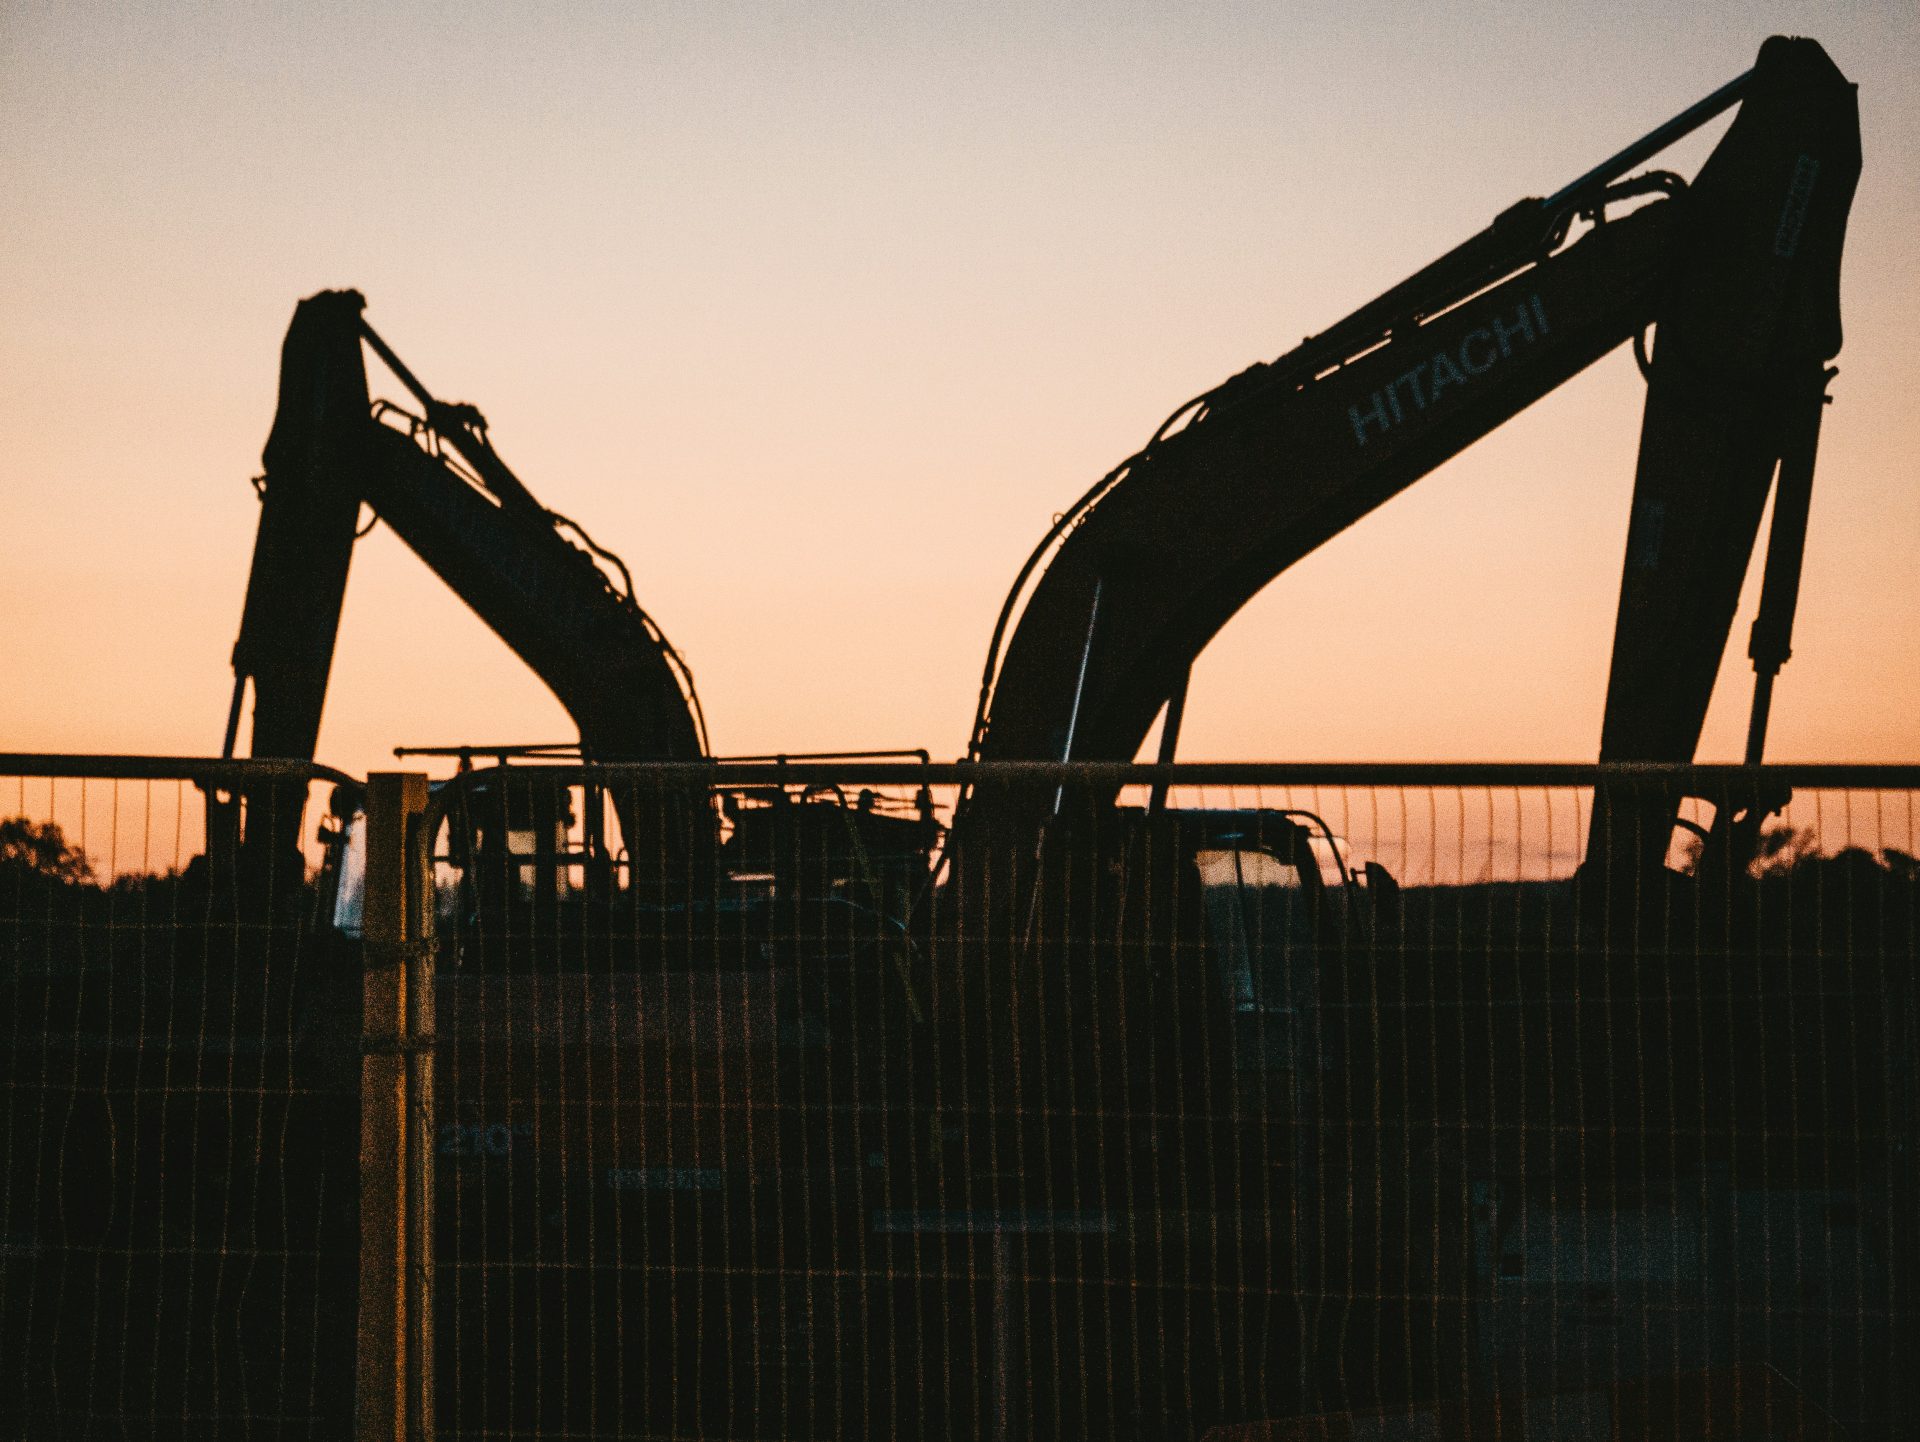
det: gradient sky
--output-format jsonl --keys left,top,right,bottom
{"left": 4, "top": 1, "right": 1916, "bottom": 782}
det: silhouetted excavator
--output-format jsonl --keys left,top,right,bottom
{"left": 951, "top": 35, "right": 1857, "bottom": 910}
{"left": 214, "top": 290, "right": 709, "bottom": 881}
{"left": 915, "top": 35, "right": 1874, "bottom": 1435}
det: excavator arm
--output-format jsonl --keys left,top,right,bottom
{"left": 959, "top": 37, "right": 1858, "bottom": 880}
{"left": 225, "top": 289, "right": 708, "bottom": 867}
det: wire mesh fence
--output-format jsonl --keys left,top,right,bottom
{"left": 418, "top": 761, "right": 1918, "bottom": 1441}
{"left": 0, "top": 757, "right": 364, "bottom": 1440}
{"left": 4, "top": 757, "right": 1912, "bottom": 1437}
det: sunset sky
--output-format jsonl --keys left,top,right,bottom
{"left": 4, "top": 2, "right": 1916, "bottom": 783}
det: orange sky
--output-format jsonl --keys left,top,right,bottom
{"left": 3, "top": 3, "right": 1917, "bottom": 783}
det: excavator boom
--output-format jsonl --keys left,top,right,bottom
{"left": 959, "top": 37, "right": 1858, "bottom": 878}
{"left": 226, "top": 290, "right": 707, "bottom": 864}
{"left": 972, "top": 205, "right": 1673, "bottom": 769}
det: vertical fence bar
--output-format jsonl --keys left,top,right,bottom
{"left": 408, "top": 800, "right": 438, "bottom": 1440}
{"left": 359, "top": 772, "right": 431, "bottom": 1442}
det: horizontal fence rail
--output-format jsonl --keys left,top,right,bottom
{"left": 0, "top": 754, "right": 361, "bottom": 786}
{"left": 415, "top": 761, "right": 1919, "bottom": 1441}
{"left": 419, "top": 757, "right": 1920, "bottom": 787}
{"left": 0, "top": 756, "right": 364, "bottom": 1440}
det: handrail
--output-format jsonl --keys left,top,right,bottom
{"left": 391, "top": 744, "right": 935, "bottom": 765}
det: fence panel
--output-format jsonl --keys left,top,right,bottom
{"left": 418, "top": 762, "right": 1918, "bottom": 1440}
{"left": 0, "top": 758, "right": 365, "bottom": 1440}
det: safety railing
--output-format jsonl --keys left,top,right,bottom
{"left": 0, "top": 755, "right": 366, "bottom": 1439}
{"left": 408, "top": 760, "right": 1918, "bottom": 1441}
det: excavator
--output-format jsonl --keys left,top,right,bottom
{"left": 952, "top": 34, "right": 1857, "bottom": 903}
{"left": 913, "top": 33, "right": 1876, "bottom": 1437}
{"left": 214, "top": 289, "right": 711, "bottom": 886}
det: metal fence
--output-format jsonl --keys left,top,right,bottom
{"left": 416, "top": 761, "right": 1919, "bottom": 1441}
{"left": 0, "top": 756, "right": 364, "bottom": 1440}
{"left": 4, "top": 757, "right": 1913, "bottom": 1438}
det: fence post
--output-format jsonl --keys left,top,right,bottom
{"left": 358, "top": 772, "right": 432, "bottom": 1442}
{"left": 408, "top": 795, "right": 438, "bottom": 1439}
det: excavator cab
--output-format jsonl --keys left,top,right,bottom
{"left": 1181, "top": 809, "right": 1353, "bottom": 1074}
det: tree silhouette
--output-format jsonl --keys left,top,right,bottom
{"left": 0, "top": 816, "right": 95, "bottom": 882}
{"left": 1751, "top": 823, "right": 1818, "bottom": 876}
